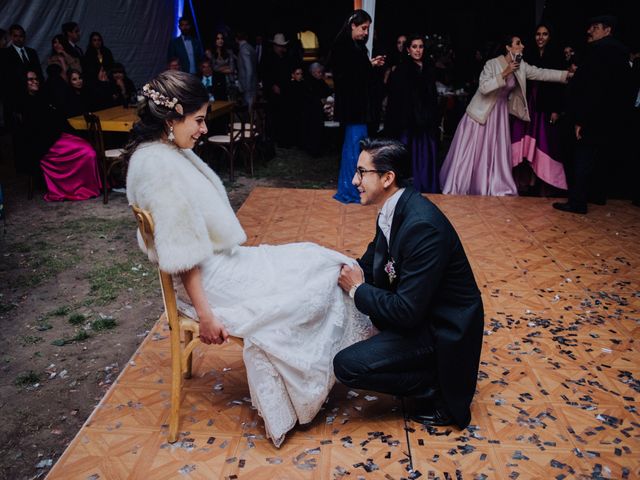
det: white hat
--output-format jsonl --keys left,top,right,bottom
{"left": 270, "top": 33, "right": 288, "bottom": 46}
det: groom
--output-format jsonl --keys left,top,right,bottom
{"left": 335, "top": 138, "right": 484, "bottom": 428}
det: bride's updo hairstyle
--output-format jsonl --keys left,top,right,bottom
{"left": 123, "top": 70, "right": 209, "bottom": 161}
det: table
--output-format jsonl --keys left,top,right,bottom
{"left": 67, "top": 100, "right": 235, "bottom": 132}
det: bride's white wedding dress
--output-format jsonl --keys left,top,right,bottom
{"left": 126, "top": 142, "right": 372, "bottom": 447}
{"left": 197, "top": 243, "right": 371, "bottom": 447}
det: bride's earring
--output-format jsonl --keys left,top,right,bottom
{"left": 167, "top": 125, "right": 175, "bottom": 142}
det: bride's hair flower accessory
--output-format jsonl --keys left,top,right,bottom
{"left": 384, "top": 258, "right": 397, "bottom": 284}
{"left": 142, "top": 84, "right": 184, "bottom": 114}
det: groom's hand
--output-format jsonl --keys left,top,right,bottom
{"left": 338, "top": 264, "right": 364, "bottom": 293}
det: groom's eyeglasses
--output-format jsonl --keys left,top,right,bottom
{"left": 356, "top": 167, "right": 387, "bottom": 180}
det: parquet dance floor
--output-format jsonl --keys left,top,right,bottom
{"left": 46, "top": 188, "right": 639, "bottom": 479}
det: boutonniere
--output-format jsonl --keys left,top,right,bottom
{"left": 384, "top": 258, "right": 397, "bottom": 284}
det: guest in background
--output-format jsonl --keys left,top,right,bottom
{"left": 307, "top": 62, "right": 332, "bottom": 101}
{"left": 511, "top": 23, "right": 568, "bottom": 195}
{"left": 553, "top": 15, "right": 635, "bottom": 214}
{"left": 167, "top": 17, "right": 203, "bottom": 74}
{"left": 3, "top": 24, "right": 43, "bottom": 130}
{"left": 109, "top": 63, "right": 136, "bottom": 107}
{"left": 261, "top": 33, "right": 293, "bottom": 145}
{"left": 384, "top": 34, "right": 407, "bottom": 83}
{"left": 41, "top": 64, "right": 69, "bottom": 113}
{"left": 210, "top": 32, "right": 237, "bottom": 100}
{"left": 66, "top": 69, "right": 91, "bottom": 117}
{"left": 167, "top": 57, "right": 181, "bottom": 71}
{"left": 199, "top": 59, "right": 215, "bottom": 101}
{"left": 62, "top": 22, "right": 83, "bottom": 58}
{"left": 83, "top": 31, "right": 115, "bottom": 81}
{"left": 328, "top": 9, "right": 385, "bottom": 203}
{"left": 281, "top": 65, "right": 307, "bottom": 148}
{"left": 48, "top": 34, "right": 81, "bottom": 79}
{"left": 16, "top": 71, "right": 102, "bottom": 201}
{"left": 386, "top": 34, "right": 440, "bottom": 192}
{"left": 235, "top": 31, "right": 258, "bottom": 107}
{"left": 440, "top": 35, "right": 569, "bottom": 196}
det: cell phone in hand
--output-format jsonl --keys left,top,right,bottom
{"left": 514, "top": 53, "right": 522, "bottom": 63}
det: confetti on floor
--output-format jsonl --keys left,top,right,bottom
{"left": 46, "top": 190, "right": 639, "bottom": 479}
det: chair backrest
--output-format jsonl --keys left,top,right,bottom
{"left": 83, "top": 112, "right": 106, "bottom": 157}
{"left": 131, "top": 205, "right": 180, "bottom": 332}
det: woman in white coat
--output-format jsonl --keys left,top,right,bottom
{"left": 125, "top": 71, "right": 372, "bottom": 448}
{"left": 440, "top": 35, "right": 572, "bottom": 196}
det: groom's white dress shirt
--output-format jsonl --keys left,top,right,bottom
{"left": 378, "top": 188, "right": 405, "bottom": 247}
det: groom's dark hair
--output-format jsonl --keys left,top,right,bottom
{"left": 359, "top": 137, "right": 407, "bottom": 185}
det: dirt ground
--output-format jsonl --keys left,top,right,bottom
{"left": 0, "top": 146, "right": 338, "bottom": 480}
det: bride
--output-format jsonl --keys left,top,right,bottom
{"left": 125, "top": 71, "right": 372, "bottom": 447}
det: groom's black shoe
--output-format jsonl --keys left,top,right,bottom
{"left": 552, "top": 201, "right": 587, "bottom": 214}
{"left": 410, "top": 404, "right": 454, "bottom": 427}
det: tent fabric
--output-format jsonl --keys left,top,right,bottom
{"left": 1, "top": 0, "right": 176, "bottom": 88}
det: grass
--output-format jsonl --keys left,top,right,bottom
{"left": 86, "top": 255, "right": 155, "bottom": 306}
{"left": 68, "top": 313, "right": 86, "bottom": 325}
{"left": 51, "top": 306, "right": 71, "bottom": 316}
{"left": 252, "top": 147, "right": 338, "bottom": 188}
{"left": 72, "top": 330, "right": 91, "bottom": 342}
{"left": 91, "top": 317, "right": 117, "bottom": 331}
{"left": 19, "top": 335, "right": 43, "bottom": 346}
{"left": 14, "top": 371, "right": 40, "bottom": 387}
{"left": 35, "top": 321, "right": 52, "bottom": 331}
{"left": 51, "top": 329, "right": 91, "bottom": 346}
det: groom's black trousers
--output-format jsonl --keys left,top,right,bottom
{"left": 333, "top": 329, "right": 438, "bottom": 397}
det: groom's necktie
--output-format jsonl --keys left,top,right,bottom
{"left": 19, "top": 48, "right": 29, "bottom": 64}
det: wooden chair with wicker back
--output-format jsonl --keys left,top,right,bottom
{"left": 131, "top": 204, "right": 242, "bottom": 443}
{"left": 84, "top": 113, "right": 125, "bottom": 204}
{"left": 206, "top": 105, "right": 244, "bottom": 182}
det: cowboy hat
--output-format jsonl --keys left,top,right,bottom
{"left": 270, "top": 33, "right": 289, "bottom": 46}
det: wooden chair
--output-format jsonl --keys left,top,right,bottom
{"left": 206, "top": 106, "right": 244, "bottom": 182}
{"left": 232, "top": 103, "right": 265, "bottom": 176}
{"left": 131, "top": 205, "right": 243, "bottom": 443}
{"left": 84, "top": 113, "right": 125, "bottom": 204}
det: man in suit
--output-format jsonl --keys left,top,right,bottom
{"left": 62, "top": 21, "right": 83, "bottom": 58}
{"left": 167, "top": 17, "right": 203, "bottom": 75}
{"left": 198, "top": 59, "right": 215, "bottom": 101}
{"left": 3, "top": 24, "right": 43, "bottom": 128}
{"left": 235, "top": 31, "right": 257, "bottom": 107}
{"left": 553, "top": 15, "right": 634, "bottom": 214}
{"left": 335, "top": 138, "right": 484, "bottom": 428}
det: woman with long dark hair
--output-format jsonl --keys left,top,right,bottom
{"left": 124, "top": 70, "right": 371, "bottom": 448}
{"left": 510, "top": 23, "right": 568, "bottom": 194}
{"left": 210, "top": 32, "right": 237, "bottom": 100}
{"left": 386, "top": 34, "right": 440, "bottom": 192}
{"left": 83, "top": 31, "right": 115, "bottom": 81}
{"left": 47, "top": 34, "right": 81, "bottom": 79}
{"left": 439, "top": 35, "right": 571, "bottom": 196}
{"left": 327, "top": 9, "right": 385, "bottom": 203}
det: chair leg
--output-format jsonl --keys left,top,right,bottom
{"left": 102, "top": 157, "right": 109, "bottom": 204}
{"left": 183, "top": 330, "right": 193, "bottom": 379}
{"left": 168, "top": 327, "right": 183, "bottom": 443}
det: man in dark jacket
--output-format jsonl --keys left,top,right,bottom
{"left": 553, "top": 15, "right": 634, "bottom": 214}
{"left": 335, "top": 138, "right": 484, "bottom": 428}
{"left": 167, "top": 17, "right": 203, "bottom": 75}
{"left": 2, "top": 24, "right": 43, "bottom": 129}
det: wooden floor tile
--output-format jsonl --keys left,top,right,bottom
{"left": 46, "top": 190, "right": 640, "bottom": 479}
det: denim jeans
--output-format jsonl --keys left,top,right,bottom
{"left": 333, "top": 329, "right": 437, "bottom": 397}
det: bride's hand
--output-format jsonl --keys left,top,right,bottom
{"left": 199, "top": 313, "right": 229, "bottom": 345}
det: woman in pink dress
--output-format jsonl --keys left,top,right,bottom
{"left": 440, "top": 35, "right": 570, "bottom": 196}
{"left": 18, "top": 71, "right": 102, "bottom": 201}
{"left": 511, "top": 23, "right": 568, "bottom": 194}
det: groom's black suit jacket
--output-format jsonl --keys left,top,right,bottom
{"left": 354, "top": 188, "right": 484, "bottom": 428}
